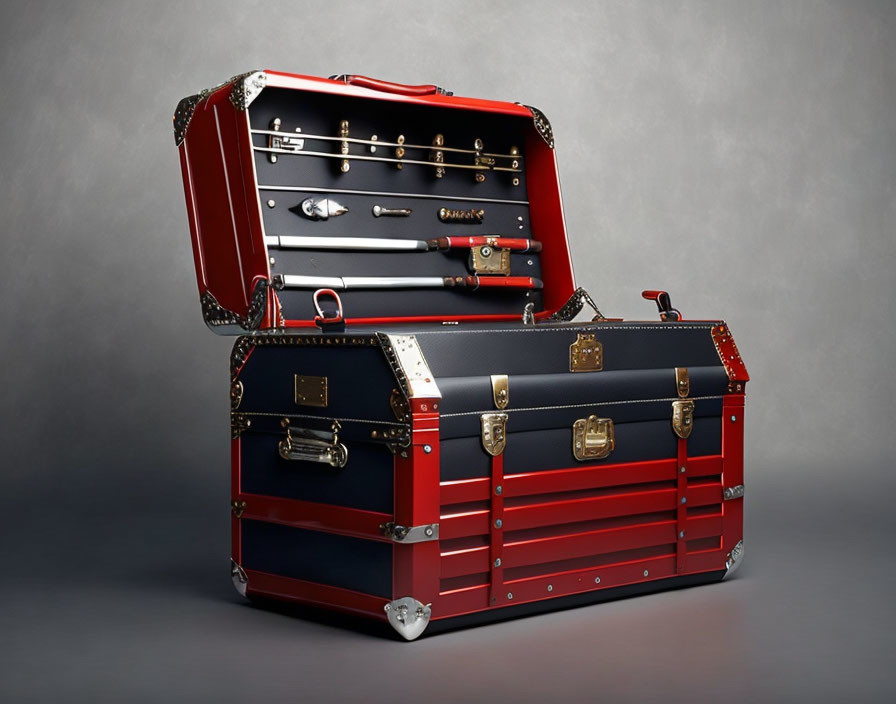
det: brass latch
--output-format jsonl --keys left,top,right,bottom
{"left": 675, "top": 367, "right": 690, "bottom": 398}
{"left": 278, "top": 421, "right": 348, "bottom": 467}
{"left": 572, "top": 416, "right": 615, "bottom": 461}
{"left": 295, "top": 374, "right": 328, "bottom": 407}
{"left": 470, "top": 244, "right": 511, "bottom": 275}
{"left": 490, "top": 374, "right": 509, "bottom": 410}
{"left": 570, "top": 334, "right": 603, "bottom": 372}
{"left": 672, "top": 399, "right": 695, "bottom": 439}
{"left": 481, "top": 413, "right": 508, "bottom": 456}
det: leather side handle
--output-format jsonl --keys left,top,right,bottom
{"left": 330, "top": 74, "right": 453, "bottom": 96}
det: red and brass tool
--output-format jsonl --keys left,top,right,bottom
{"left": 273, "top": 274, "right": 543, "bottom": 290}
{"left": 264, "top": 235, "right": 541, "bottom": 253}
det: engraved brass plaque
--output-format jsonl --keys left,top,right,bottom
{"left": 570, "top": 334, "right": 603, "bottom": 372}
{"left": 294, "top": 374, "right": 328, "bottom": 407}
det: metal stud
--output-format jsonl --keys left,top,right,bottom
{"left": 679, "top": 530, "right": 686, "bottom": 539}
{"left": 495, "top": 485, "right": 503, "bottom": 495}
{"left": 494, "top": 519, "right": 503, "bottom": 529}
{"left": 679, "top": 466, "right": 686, "bottom": 473}
{"left": 643, "top": 570, "right": 649, "bottom": 577}
{"left": 494, "top": 558, "right": 501, "bottom": 568}
{"left": 681, "top": 497, "right": 687, "bottom": 504}
{"left": 594, "top": 577, "right": 601, "bottom": 584}
{"left": 423, "top": 444, "right": 432, "bottom": 454}
{"left": 266, "top": 199, "right": 276, "bottom": 208}
{"left": 547, "top": 584, "right": 553, "bottom": 592}
{"left": 731, "top": 415, "right": 737, "bottom": 422}
{"left": 506, "top": 592, "right": 513, "bottom": 600}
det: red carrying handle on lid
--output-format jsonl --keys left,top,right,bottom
{"left": 330, "top": 74, "right": 453, "bottom": 97}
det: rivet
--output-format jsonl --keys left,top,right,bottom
{"left": 495, "top": 485, "right": 503, "bottom": 495}
{"left": 400, "top": 451, "right": 408, "bottom": 458}
{"left": 547, "top": 584, "right": 553, "bottom": 592}
{"left": 266, "top": 199, "right": 276, "bottom": 208}
{"left": 679, "top": 530, "right": 686, "bottom": 539}
{"left": 494, "top": 519, "right": 503, "bottom": 529}
{"left": 643, "top": 570, "right": 649, "bottom": 577}
{"left": 423, "top": 444, "right": 432, "bottom": 454}
{"left": 527, "top": 259, "right": 533, "bottom": 265}
{"left": 679, "top": 466, "right": 686, "bottom": 473}
{"left": 517, "top": 216, "right": 523, "bottom": 222}
{"left": 424, "top": 526, "right": 434, "bottom": 537}
{"left": 506, "top": 592, "right": 513, "bottom": 600}
{"left": 681, "top": 497, "right": 687, "bottom": 504}
{"left": 269, "top": 257, "right": 276, "bottom": 266}
{"left": 594, "top": 577, "right": 601, "bottom": 584}
{"left": 730, "top": 415, "right": 737, "bottom": 422}
{"left": 494, "top": 558, "right": 502, "bottom": 568}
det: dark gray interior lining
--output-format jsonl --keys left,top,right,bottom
{"left": 248, "top": 87, "right": 540, "bottom": 320}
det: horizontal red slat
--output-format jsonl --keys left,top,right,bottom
{"left": 245, "top": 569, "right": 386, "bottom": 618}
{"left": 441, "top": 483, "right": 721, "bottom": 540}
{"left": 238, "top": 493, "right": 391, "bottom": 541}
{"left": 441, "top": 456, "right": 722, "bottom": 506}
{"left": 440, "top": 514, "right": 722, "bottom": 579}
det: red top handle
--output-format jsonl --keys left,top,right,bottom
{"left": 329, "top": 74, "right": 453, "bottom": 97}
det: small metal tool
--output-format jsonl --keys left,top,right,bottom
{"left": 372, "top": 205, "right": 412, "bottom": 217}
{"left": 439, "top": 207, "right": 485, "bottom": 223}
{"left": 291, "top": 197, "right": 349, "bottom": 221}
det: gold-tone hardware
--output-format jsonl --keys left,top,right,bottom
{"left": 231, "top": 499, "right": 247, "bottom": 518}
{"left": 481, "top": 413, "right": 508, "bottom": 456}
{"left": 231, "top": 413, "right": 251, "bottom": 439}
{"left": 569, "top": 333, "right": 603, "bottom": 372}
{"left": 294, "top": 374, "right": 328, "bottom": 407}
{"left": 339, "top": 120, "right": 350, "bottom": 172}
{"left": 672, "top": 399, "right": 695, "bottom": 439}
{"left": 675, "top": 367, "right": 690, "bottom": 398}
{"left": 278, "top": 420, "right": 348, "bottom": 468}
{"left": 470, "top": 245, "right": 511, "bottom": 275}
{"left": 439, "top": 207, "right": 485, "bottom": 224}
{"left": 490, "top": 374, "right": 509, "bottom": 410}
{"left": 230, "top": 380, "right": 244, "bottom": 410}
{"left": 390, "top": 388, "right": 411, "bottom": 422}
{"left": 369, "top": 426, "right": 412, "bottom": 450}
{"left": 395, "top": 134, "right": 405, "bottom": 170}
{"left": 572, "top": 416, "right": 615, "bottom": 461}
{"left": 431, "top": 134, "right": 445, "bottom": 178}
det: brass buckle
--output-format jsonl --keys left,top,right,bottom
{"left": 572, "top": 416, "right": 615, "bottom": 461}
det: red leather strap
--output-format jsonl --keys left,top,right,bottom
{"left": 332, "top": 74, "right": 448, "bottom": 96}
{"left": 489, "top": 452, "right": 504, "bottom": 606}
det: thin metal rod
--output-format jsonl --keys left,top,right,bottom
{"left": 266, "top": 235, "right": 428, "bottom": 251}
{"left": 253, "top": 146, "right": 522, "bottom": 172}
{"left": 257, "top": 185, "right": 529, "bottom": 206}
{"left": 279, "top": 275, "right": 449, "bottom": 290}
{"left": 250, "top": 128, "right": 523, "bottom": 159}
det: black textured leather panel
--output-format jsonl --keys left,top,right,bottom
{"left": 440, "top": 417, "right": 722, "bottom": 481}
{"left": 240, "top": 432, "right": 394, "bottom": 513}
{"left": 242, "top": 519, "right": 392, "bottom": 598}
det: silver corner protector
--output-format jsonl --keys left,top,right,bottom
{"left": 517, "top": 103, "right": 554, "bottom": 149}
{"left": 723, "top": 484, "right": 745, "bottom": 501}
{"left": 377, "top": 333, "right": 442, "bottom": 400}
{"left": 173, "top": 93, "right": 202, "bottom": 146}
{"left": 384, "top": 597, "right": 432, "bottom": 641}
{"left": 380, "top": 522, "right": 439, "bottom": 543}
{"left": 229, "top": 70, "right": 267, "bottom": 110}
{"left": 724, "top": 539, "right": 744, "bottom": 579}
{"left": 231, "top": 559, "right": 249, "bottom": 598}
{"left": 200, "top": 279, "right": 269, "bottom": 334}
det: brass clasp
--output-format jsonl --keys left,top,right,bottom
{"left": 572, "top": 416, "right": 615, "bottom": 461}
{"left": 481, "top": 413, "right": 508, "bottom": 456}
{"left": 672, "top": 399, "right": 695, "bottom": 439}
{"left": 570, "top": 333, "right": 603, "bottom": 372}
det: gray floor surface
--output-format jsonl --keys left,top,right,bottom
{"left": 3, "top": 463, "right": 893, "bottom": 703}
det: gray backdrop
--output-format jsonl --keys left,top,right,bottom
{"left": 1, "top": 1, "right": 894, "bottom": 701}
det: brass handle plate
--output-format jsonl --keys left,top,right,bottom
{"left": 278, "top": 425, "right": 348, "bottom": 468}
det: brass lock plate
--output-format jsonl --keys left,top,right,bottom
{"left": 470, "top": 245, "right": 511, "bottom": 275}
{"left": 570, "top": 334, "right": 603, "bottom": 372}
{"left": 572, "top": 415, "right": 615, "bottom": 461}
{"left": 672, "top": 399, "right": 695, "bottom": 439}
{"left": 295, "top": 374, "right": 328, "bottom": 407}
{"left": 481, "top": 413, "right": 508, "bottom": 456}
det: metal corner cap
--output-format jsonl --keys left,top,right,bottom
{"left": 231, "top": 559, "right": 249, "bottom": 598}
{"left": 724, "top": 539, "right": 744, "bottom": 579}
{"left": 517, "top": 103, "right": 554, "bottom": 149}
{"left": 377, "top": 333, "right": 442, "bottom": 400}
{"left": 384, "top": 597, "right": 432, "bottom": 641}
{"left": 229, "top": 70, "right": 267, "bottom": 110}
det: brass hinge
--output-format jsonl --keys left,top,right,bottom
{"left": 490, "top": 374, "right": 509, "bottom": 410}
{"left": 231, "top": 499, "right": 247, "bottom": 518}
{"left": 231, "top": 413, "right": 251, "bottom": 439}
{"left": 572, "top": 416, "right": 615, "bottom": 461}
{"left": 481, "top": 413, "right": 508, "bottom": 456}
{"left": 570, "top": 333, "right": 603, "bottom": 372}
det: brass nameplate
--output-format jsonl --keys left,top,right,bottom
{"left": 295, "top": 374, "right": 328, "bottom": 407}
{"left": 570, "top": 333, "right": 603, "bottom": 372}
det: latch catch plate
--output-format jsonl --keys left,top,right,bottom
{"left": 481, "top": 413, "right": 508, "bottom": 456}
{"left": 672, "top": 399, "right": 695, "bottom": 439}
{"left": 572, "top": 415, "right": 615, "bottom": 461}
{"left": 570, "top": 334, "right": 603, "bottom": 372}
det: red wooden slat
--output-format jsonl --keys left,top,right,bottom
{"left": 245, "top": 569, "right": 385, "bottom": 618}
